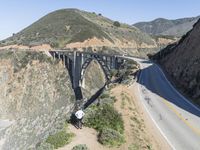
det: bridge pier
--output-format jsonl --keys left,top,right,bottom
{"left": 53, "top": 52, "right": 56, "bottom": 60}
{"left": 63, "top": 55, "right": 66, "bottom": 66}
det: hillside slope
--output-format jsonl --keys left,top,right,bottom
{"left": 0, "top": 9, "right": 165, "bottom": 56}
{"left": 1, "top": 9, "right": 112, "bottom": 47}
{"left": 134, "top": 16, "right": 200, "bottom": 37}
{"left": 0, "top": 50, "right": 75, "bottom": 149}
{"left": 153, "top": 19, "right": 200, "bottom": 106}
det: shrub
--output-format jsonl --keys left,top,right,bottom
{"left": 128, "top": 143, "right": 140, "bottom": 150}
{"left": 110, "top": 69, "right": 118, "bottom": 77}
{"left": 46, "top": 130, "right": 74, "bottom": 149}
{"left": 84, "top": 103, "right": 124, "bottom": 134}
{"left": 72, "top": 144, "right": 89, "bottom": 150}
{"left": 50, "top": 42, "right": 59, "bottom": 48}
{"left": 99, "top": 93, "right": 110, "bottom": 99}
{"left": 98, "top": 128, "right": 125, "bottom": 147}
{"left": 113, "top": 21, "right": 121, "bottom": 27}
{"left": 36, "top": 141, "right": 54, "bottom": 150}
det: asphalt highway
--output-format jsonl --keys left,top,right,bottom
{"left": 131, "top": 58, "right": 200, "bottom": 150}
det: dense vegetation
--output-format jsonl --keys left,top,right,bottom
{"left": 98, "top": 128, "right": 125, "bottom": 147}
{"left": 46, "top": 129, "right": 74, "bottom": 149}
{"left": 72, "top": 144, "right": 89, "bottom": 150}
{"left": 113, "top": 21, "right": 121, "bottom": 27}
{"left": 84, "top": 91, "right": 125, "bottom": 147}
{"left": 84, "top": 103, "right": 124, "bottom": 134}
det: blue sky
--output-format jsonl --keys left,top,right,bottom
{"left": 0, "top": 0, "right": 200, "bottom": 40}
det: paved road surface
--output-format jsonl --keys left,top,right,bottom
{"left": 130, "top": 58, "right": 200, "bottom": 150}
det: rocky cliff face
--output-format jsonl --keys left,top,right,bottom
{"left": 0, "top": 50, "right": 75, "bottom": 149}
{"left": 82, "top": 60, "right": 106, "bottom": 98}
{"left": 157, "top": 19, "right": 200, "bottom": 105}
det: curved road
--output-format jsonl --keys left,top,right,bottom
{"left": 130, "top": 58, "right": 200, "bottom": 150}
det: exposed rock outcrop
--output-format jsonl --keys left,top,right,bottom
{"left": 155, "top": 19, "right": 200, "bottom": 105}
{"left": 0, "top": 50, "right": 75, "bottom": 149}
{"left": 82, "top": 60, "right": 106, "bottom": 98}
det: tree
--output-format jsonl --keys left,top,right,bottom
{"left": 113, "top": 21, "right": 120, "bottom": 27}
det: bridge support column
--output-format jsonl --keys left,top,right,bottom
{"left": 110, "top": 57, "right": 114, "bottom": 69}
{"left": 63, "top": 55, "right": 66, "bottom": 66}
{"left": 107, "top": 57, "right": 111, "bottom": 70}
{"left": 72, "top": 51, "right": 77, "bottom": 89}
{"left": 53, "top": 52, "right": 56, "bottom": 60}
{"left": 66, "top": 57, "right": 70, "bottom": 69}
{"left": 81, "top": 53, "right": 84, "bottom": 66}
{"left": 112, "top": 56, "right": 116, "bottom": 69}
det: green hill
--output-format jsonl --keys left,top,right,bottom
{"left": 1, "top": 9, "right": 112, "bottom": 47}
{"left": 0, "top": 9, "right": 156, "bottom": 52}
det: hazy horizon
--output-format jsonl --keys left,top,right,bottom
{"left": 1, "top": 0, "right": 200, "bottom": 40}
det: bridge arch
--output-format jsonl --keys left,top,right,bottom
{"left": 80, "top": 56, "right": 111, "bottom": 88}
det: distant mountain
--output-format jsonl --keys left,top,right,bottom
{"left": 152, "top": 19, "right": 200, "bottom": 105}
{"left": 0, "top": 9, "right": 160, "bottom": 56}
{"left": 134, "top": 16, "right": 200, "bottom": 37}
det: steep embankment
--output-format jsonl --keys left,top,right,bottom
{"left": 134, "top": 16, "right": 200, "bottom": 37}
{"left": 154, "top": 19, "right": 200, "bottom": 106}
{"left": 0, "top": 50, "right": 75, "bottom": 149}
{"left": 0, "top": 9, "right": 171, "bottom": 56}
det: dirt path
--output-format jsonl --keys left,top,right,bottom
{"left": 59, "top": 83, "right": 170, "bottom": 150}
{"left": 58, "top": 125, "right": 112, "bottom": 150}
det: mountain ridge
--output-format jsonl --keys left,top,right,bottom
{"left": 134, "top": 16, "right": 200, "bottom": 37}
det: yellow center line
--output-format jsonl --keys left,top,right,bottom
{"left": 149, "top": 74, "right": 200, "bottom": 137}
{"left": 145, "top": 69, "right": 200, "bottom": 137}
{"left": 162, "top": 97, "right": 200, "bottom": 137}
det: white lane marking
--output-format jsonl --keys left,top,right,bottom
{"left": 138, "top": 68, "right": 176, "bottom": 150}
{"left": 154, "top": 63, "right": 200, "bottom": 112}
{"left": 126, "top": 55, "right": 200, "bottom": 112}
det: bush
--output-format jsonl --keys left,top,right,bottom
{"left": 128, "top": 143, "right": 140, "bottom": 150}
{"left": 72, "top": 144, "right": 89, "bottom": 150}
{"left": 99, "top": 93, "right": 110, "bottom": 99}
{"left": 113, "top": 21, "right": 121, "bottom": 27}
{"left": 98, "top": 128, "right": 125, "bottom": 147}
{"left": 110, "top": 69, "right": 118, "bottom": 77}
{"left": 36, "top": 141, "right": 54, "bottom": 150}
{"left": 50, "top": 42, "right": 59, "bottom": 48}
{"left": 46, "top": 130, "right": 74, "bottom": 149}
{"left": 84, "top": 103, "right": 124, "bottom": 134}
